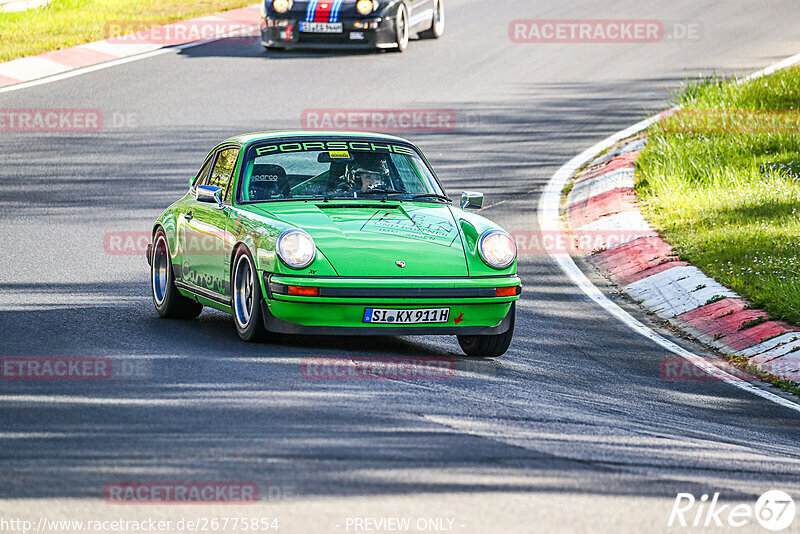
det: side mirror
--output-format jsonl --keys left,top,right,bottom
{"left": 196, "top": 185, "right": 224, "bottom": 209}
{"left": 460, "top": 191, "right": 484, "bottom": 210}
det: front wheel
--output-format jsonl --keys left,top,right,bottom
{"left": 391, "top": 4, "right": 410, "bottom": 52}
{"left": 457, "top": 304, "right": 515, "bottom": 358}
{"left": 232, "top": 247, "right": 267, "bottom": 342}
{"left": 151, "top": 229, "right": 203, "bottom": 319}
{"left": 419, "top": 0, "right": 444, "bottom": 39}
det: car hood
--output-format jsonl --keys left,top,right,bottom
{"left": 252, "top": 202, "right": 469, "bottom": 277}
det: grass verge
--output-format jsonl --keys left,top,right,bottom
{"left": 636, "top": 66, "right": 800, "bottom": 326}
{"left": 0, "top": 0, "right": 254, "bottom": 62}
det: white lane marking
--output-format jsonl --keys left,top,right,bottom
{"left": 538, "top": 53, "right": 800, "bottom": 413}
{"left": 0, "top": 18, "right": 261, "bottom": 95}
{"left": 744, "top": 52, "right": 800, "bottom": 80}
{"left": 624, "top": 265, "right": 738, "bottom": 319}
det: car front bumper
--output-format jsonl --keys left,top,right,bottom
{"left": 260, "top": 274, "right": 522, "bottom": 335}
{"left": 261, "top": 16, "right": 398, "bottom": 49}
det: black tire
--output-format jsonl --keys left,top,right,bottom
{"left": 151, "top": 229, "right": 203, "bottom": 319}
{"left": 418, "top": 0, "right": 444, "bottom": 39}
{"left": 391, "top": 4, "right": 410, "bottom": 52}
{"left": 232, "top": 247, "right": 267, "bottom": 342}
{"left": 457, "top": 304, "right": 515, "bottom": 358}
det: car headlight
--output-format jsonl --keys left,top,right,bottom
{"left": 272, "top": 0, "right": 292, "bottom": 14}
{"left": 356, "top": 0, "right": 377, "bottom": 15}
{"left": 478, "top": 230, "right": 516, "bottom": 269}
{"left": 276, "top": 229, "right": 316, "bottom": 269}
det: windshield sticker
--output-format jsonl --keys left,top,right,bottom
{"left": 329, "top": 151, "right": 351, "bottom": 159}
{"left": 255, "top": 142, "right": 416, "bottom": 157}
{"left": 361, "top": 211, "right": 458, "bottom": 247}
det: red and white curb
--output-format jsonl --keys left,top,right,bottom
{"left": 564, "top": 135, "right": 800, "bottom": 382}
{"left": 540, "top": 51, "right": 800, "bottom": 413}
{"left": 0, "top": 5, "right": 260, "bottom": 91}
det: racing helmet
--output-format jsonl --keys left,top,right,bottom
{"left": 345, "top": 157, "right": 390, "bottom": 190}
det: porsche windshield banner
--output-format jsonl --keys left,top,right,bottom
{"left": 255, "top": 141, "right": 417, "bottom": 157}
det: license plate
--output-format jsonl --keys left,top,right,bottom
{"left": 364, "top": 308, "right": 450, "bottom": 325}
{"left": 299, "top": 22, "right": 343, "bottom": 33}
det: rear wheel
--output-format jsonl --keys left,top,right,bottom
{"left": 457, "top": 304, "right": 515, "bottom": 358}
{"left": 392, "top": 4, "right": 410, "bottom": 52}
{"left": 232, "top": 247, "right": 267, "bottom": 342}
{"left": 419, "top": 0, "right": 444, "bottom": 39}
{"left": 151, "top": 229, "right": 203, "bottom": 319}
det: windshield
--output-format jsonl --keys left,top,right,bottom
{"left": 238, "top": 140, "right": 446, "bottom": 203}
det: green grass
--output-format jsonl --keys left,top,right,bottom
{"left": 636, "top": 67, "right": 800, "bottom": 326}
{"left": 0, "top": 0, "right": 253, "bottom": 62}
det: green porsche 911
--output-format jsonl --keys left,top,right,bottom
{"left": 147, "top": 132, "right": 521, "bottom": 357}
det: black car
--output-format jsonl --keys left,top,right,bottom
{"left": 261, "top": 0, "right": 444, "bottom": 52}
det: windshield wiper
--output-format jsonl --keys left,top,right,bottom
{"left": 357, "top": 189, "right": 405, "bottom": 201}
{"left": 358, "top": 189, "right": 404, "bottom": 196}
{"left": 413, "top": 193, "right": 452, "bottom": 203}
{"left": 321, "top": 192, "right": 353, "bottom": 201}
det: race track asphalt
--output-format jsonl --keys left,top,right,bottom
{"left": 2, "top": 1, "right": 800, "bottom": 532}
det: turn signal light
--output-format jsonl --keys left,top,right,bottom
{"left": 288, "top": 285, "right": 320, "bottom": 297}
{"left": 495, "top": 286, "right": 517, "bottom": 297}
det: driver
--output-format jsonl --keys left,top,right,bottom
{"left": 343, "top": 157, "right": 392, "bottom": 192}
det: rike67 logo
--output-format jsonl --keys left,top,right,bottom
{"left": 669, "top": 491, "right": 795, "bottom": 531}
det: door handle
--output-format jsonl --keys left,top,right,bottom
{"left": 185, "top": 211, "right": 193, "bottom": 221}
